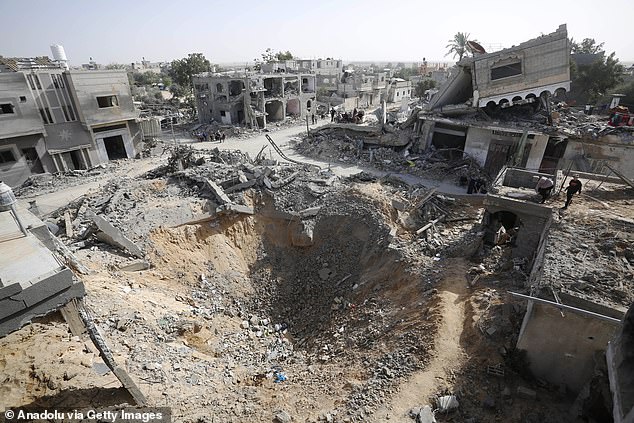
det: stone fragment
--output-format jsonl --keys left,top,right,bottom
{"left": 273, "top": 410, "right": 291, "bottom": 423}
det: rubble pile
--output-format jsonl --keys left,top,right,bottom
{"left": 294, "top": 130, "right": 490, "bottom": 184}
{"left": 540, "top": 209, "right": 634, "bottom": 308}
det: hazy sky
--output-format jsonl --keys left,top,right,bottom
{"left": 1, "top": 0, "right": 633, "bottom": 65}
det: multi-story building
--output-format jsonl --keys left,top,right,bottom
{"left": 0, "top": 69, "right": 141, "bottom": 187}
{"left": 192, "top": 72, "right": 316, "bottom": 129}
{"left": 386, "top": 78, "right": 412, "bottom": 103}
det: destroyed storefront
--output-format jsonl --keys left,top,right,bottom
{"left": 414, "top": 117, "right": 551, "bottom": 178}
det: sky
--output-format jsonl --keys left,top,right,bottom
{"left": 1, "top": 0, "right": 633, "bottom": 66}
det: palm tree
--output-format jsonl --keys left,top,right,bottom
{"left": 446, "top": 32, "right": 478, "bottom": 61}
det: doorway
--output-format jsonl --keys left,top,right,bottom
{"left": 103, "top": 135, "right": 127, "bottom": 160}
{"left": 21, "top": 148, "right": 44, "bottom": 173}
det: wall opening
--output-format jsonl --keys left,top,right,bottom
{"left": 103, "top": 135, "right": 127, "bottom": 160}
{"left": 216, "top": 83, "right": 224, "bottom": 93}
{"left": 265, "top": 100, "right": 284, "bottom": 122}
{"left": 491, "top": 61, "right": 522, "bottom": 80}
{"left": 431, "top": 123, "right": 466, "bottom": 160}
{"left": 96, "top": 95, "right": 119, "bottom": 108}
{"left": 286, "top": 98, "right": 300, "bottom": 116}
{"left": 0, "top": 103, "right": 15, "bottom": 114}
{"left": 21, "top": 148, "right": 44, "bottom": 173}
{"left": 229, "top": 80, "right": 244, "bottom": 97}
{"left": 264, "top": 78, "right": 282, "bottom": 98}
{"left": 485, "top": 210, "right": 520, "bottom": 246}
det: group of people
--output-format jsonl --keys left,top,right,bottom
{"left": 535, "top": 174, "right": 582, "bottom": 209}
{"left": 195, "top": 130, "right": 225, "bottom": 143}
{"left": 329, "top": 107, "right": 364, "bottom": 124}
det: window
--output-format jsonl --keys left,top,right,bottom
{"left": 0, "top": 103, "right": 15, "bottom": 114}
{"left": 96, "top": 95, "right": 119, "bottom": 108}
{"left": 33, "top": 74, "right": 42, "bottom": 89}
{"left": 491, "top": 61, "right": 522, "bottom": 80}
{"left": 220, "top": 111, "right": 226, "bottom": 117}
{"left": 19, "top": 96, "right": 27, "bottom": 102}
{"left": 0, "top": 149, "right": 16, "bottom": 164}
{"left": 51, "top": 74, "right": 65, "bottom": 89}
{"left": 39, "top": 107, "right": 54, "bottom": 124}
{"left": 26, "top": 74, "right": 35, "bottom": 90}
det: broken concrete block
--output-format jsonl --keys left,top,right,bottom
{"left": 391, "top": 199, "right": 408, "bottom": 211}
{"left": 290, "top": 223, "right": 313, "bottom": 247}
{"left": 417, "top": 406, "right": 436, "bottom": 423}
{"left": 299, "top": 207, "right": 321, "bottom": 218}
{"left": 437, "top": 395, "right": 459, "bottom": 412}
{"left": 516, "top": 386, "right": 536, "bottom": 399}
{"left": 119, "top": 260, "right": 150, "bottom": 272}
{"left": 224, "top": 180, "right": 256, "bottom": 194}
{"left": 262, "top": 176, "right": 273, "bottom": 189}
{"left": 273, "top": 410, "right": 291, "bottom": 423}
{"left": 205, "top": 179, "right": 231, "bottom": 204}
{"left": 216, "top": 204, "right": 255, "bottom": 215}
{"left": 91, "top": 214, "right": 144, "bottom": 258}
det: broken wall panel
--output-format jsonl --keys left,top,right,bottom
{"left": 517, "top": 298, "right": 622, "bottom": 393}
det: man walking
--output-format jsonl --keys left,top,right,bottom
{"left": 562, "top": 175, "right": 582, "bottom": 209}
{"left": 535, "top": 176, "right": 554, "bottom": 203}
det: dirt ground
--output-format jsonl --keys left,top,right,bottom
{"left": 2, "top": 146, "right": 633, "bottom": 423}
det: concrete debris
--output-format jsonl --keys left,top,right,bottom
{"left": 91, "top": 214, "right": 145, "bottom": 258}
{"left": 416, "top": 406, "right": 436, "bottom": 423}
{"left": 436, "top": 395, "right": 459, "bottom": 412}
{"left": 119, "top": 259, "right": 151, "bottom": 272}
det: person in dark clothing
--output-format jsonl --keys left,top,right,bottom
{"left": 330, "top": 107, "right": 336, "bottom": 122}
{"left": 562, "top": 175, "right": 582, "bottom": 209}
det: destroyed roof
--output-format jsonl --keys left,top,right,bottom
{"left": 456, "top": 24, "right": 568, "bottom": 65}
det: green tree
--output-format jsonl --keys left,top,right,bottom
{"left": 170, "top": 83, "right": 188, "bottom": 98}
{"left": 133, "top": 71, "right": 162, "bottom": 86}
{"left": 571, "top": 38, "right": 605, "bottom": 54}
{"left": 161, "top": 75, "right": 172, "bottom": 87}
{"left": 415, "top": 79, "right": 437, "bottom": 98}
{"left": 169, "top": 53, "right": 212, "bottom": 92}
{"left": 446, "top": 32, "right": 478, "bottom": 61}
{"left": 105, "top": 63, "right": 127, "bottom": 70}
{"left": 570, "top": 40, "right": 624, "bottom": 104}
{"left": 396, "top": 67, "right": 417, "bottom": 80}
{"left": 259, "top": 48, "right": 295, "bottom": 63}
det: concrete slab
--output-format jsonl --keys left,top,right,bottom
{"left": 91, "top": 214, "right": 144, "bottom": 258}
{"left": 0, "top": 211, "right": 62, "bottom": 289}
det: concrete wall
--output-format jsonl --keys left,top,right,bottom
{"left": 517, "top": 301, "right": 621, "bottom": 393}
{"left": 563, "top": 139, "right": 634, "bottom": 179}
{"left": 525, "top": 134, "right": 549, "bottom": 170}
{"left": 464, "top": 127, "right": 491, "bottom": 165}
{"left": 473, "top": 25, "right": 570, "bottom": 106}
{"left": 607, "top": 304, "right": 634, "bottom": 423}
{"left": 503, "top": 167, "right": 557, "bottom": 189}
{"left": 483, "top": 195, "right": 551, "bottom": 262}
{"left": 67, "top": 70, "right": 137, "bottom": 127}
{"left": 0, "top": 134, "right": 51, "bottom": 187}
{"left": 0, "top": 73, "right": 45, "bottom": 139}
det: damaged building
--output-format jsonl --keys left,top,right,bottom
{"left": 192, "top": 73, "right": 316, "bottom": 129}
{"left": 0, "top": 68, "right": 141, "bottom": 187}
{"left": 415, "top": 23, "right": 634, "bottom": 181}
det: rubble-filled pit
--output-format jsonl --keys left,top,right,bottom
{"left": 138, "top": 192, "right": 441, "bottom": 421}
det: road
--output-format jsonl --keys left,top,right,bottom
{"left": 20, "top": 121, "right": 470, "bottom": 216}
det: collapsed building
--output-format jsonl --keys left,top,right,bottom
{"left": 192, "top": 73, "right": 316, "bottom": 129}
{"left": 0, "top": 68, "right": 141, "bottom": 187}
{"left": 413, "top": 24, "right": 634, "bottom": 181}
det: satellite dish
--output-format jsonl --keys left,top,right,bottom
{"left": 467, "top": 41, "right": 486, "bottom": 55}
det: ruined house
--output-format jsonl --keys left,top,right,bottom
{"left": 192, "top": 73, "right": 316, "bottom": 129}
{"left": 0, "top": 69, "right": 141, "bottom": 187}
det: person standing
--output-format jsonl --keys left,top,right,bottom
{"left": 330, "top": 107, "right": 336, "bottom": 122}
{"left": 535, "top": 176, "right": 554, "bottom": 203}
{"left": 562, "top": 175, "right": 582, "bottom": 209}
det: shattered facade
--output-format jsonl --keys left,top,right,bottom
{"left": 428, "top": 24, "right": 570, "bottom": 114}
{"left": 193, "top": 73, "right": 316, "bottom": 129}
{"left": 0, "top": 70, "right": 141, "bottom": 187}
{"left": 0, "top": 205, "right": 85, "bottom": 336}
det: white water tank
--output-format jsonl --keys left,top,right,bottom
{"left": 50, "top": 44, "right": 69, "bottom": 70}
